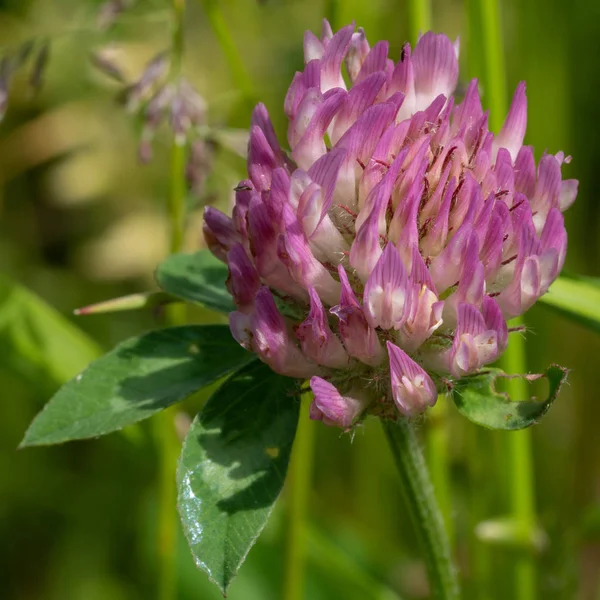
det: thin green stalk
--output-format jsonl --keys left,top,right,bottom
{"left": 169, "top": 0, "right": 187, "bottom": 256}
{"left": 197, "top": 0, "right": 255, "bottom": 106}
{"left": 408, "top": 0, "right": 432, "bottom": 42}
{"left": 478, "top": 0, "right": 506, "bottom": 132}
{"left": 155, "top": 4, "right": 187, "bottom": 600}
{"left": 475, "top": 0, "right": 537, "bottom": 597}
{"left": 154, "top": 409, "right": 180, "bottom": 600}
{"left": 325, "top": 0, "right": 341, "bottom": 29}
{"left": 283, "top": 394, "right": 316, "bottom": 600}
{"left": 382, "top": 419, "right": 459, "bottom": 600}
{"left": 426, "top": 397, "right": 454, "bottom": 547}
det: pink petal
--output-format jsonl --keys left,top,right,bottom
{"left": 514, "top": 145, "right": 536, "bottom": 197}
{"left": 251, "top": 103, "right": 283, "bottom": 161}
{"left": 296, "top": 288, "right": 349, "bottom": 368}
{"left": 248, "top": 125, "right": 280, "bottom": 191}
{"left": 492, "top": 82, "right": 527, "bottom": 162}
{"left": 252, "top": 287, "right": 320, "bottom": 378}
{"left": 203, "top": 207, "right": 241, "bottom": 262}
{"left": 247, "top": 197, "right": 306, "bottom": 298}
{"left": 412, "top": 32, "right": 458, "bottom": 111}
{"left": 482, "top": 296, "right": 508, "bottom": 352}
{"left": 354, "top": 40, "right": 389, "bottom": 84}
{"left": 278, "top": 205, "right": 341, "bottom": 305}
{"left": 330, "top": 71, "right": 387, "bottom": 144}
{"left": 291, "top": 88, "right": 347, "bottom": 170}
{"left": 559, "top": 179, "right": 578, "bottom": 212}
{"left": 428, "top": 224, "right": 477, "bottom": 293}
{"left": 226, "top": 244, "right": 260, "bottom": 309}
{"left": 319, "top": 24, "right": 354, "bottom": 92}
{"left": 363, "top": 243, "right": 410, "bottom": 330}
{"left": 304, "top": 30, "right": 324, "bottom": 63}
{"left": 386, "top": 341, "right": 437, "bottom": 416}
{"left": 309, "top": 377, "right": 368, "bottom": 428}
{"left": 345, "top": 28, "right": 370, "bottom": 82}
{"left": 331, "top": 266, "right": 384, "bottom": 366}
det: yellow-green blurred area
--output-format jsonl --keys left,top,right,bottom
{"left": 1, "top": 0, "right": 599, "bottom": 599}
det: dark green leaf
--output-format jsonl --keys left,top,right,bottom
{"left": 21, "top": 325, "right": 252, "bottom": 447}
{"left": 178, "top": 361, "right": 300, "bottom": 595}
{"left": 451, "top": 365, "right": 568, "bottom": 430}
{"left": 539, "top": 275, "right": 600, "bottom": 334}
{"left": 156, "top": 250, "right": 234, "bottom": 314}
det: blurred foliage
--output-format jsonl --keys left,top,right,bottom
{"left": 1, "top": 0, "right": 599, "bottom": 599}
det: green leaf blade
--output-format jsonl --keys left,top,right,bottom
{"left": 177, "top": 361, "right": 300, "bottom": 595}
{"left": 451, "top": 365, "right": 568, "bottom": 430}
{"left": 21, "top": 325, "right": 252, "bottom": 447}
{"left": 156, "top": 250, "right": 234, "bottom": 314}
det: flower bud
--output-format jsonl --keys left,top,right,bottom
{"left": 387, "top": 342, "right": 437, "bottom": 416}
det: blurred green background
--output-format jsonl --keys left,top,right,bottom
{"left": 1, "top": 0, "right": 599, "bottom": 599}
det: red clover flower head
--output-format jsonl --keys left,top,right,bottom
{"left": 203, "top": 21, "right": 578, "bottom": 428}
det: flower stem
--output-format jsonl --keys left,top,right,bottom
{"left": 503, "top": 319, "right": 537, "bottom": 600}
{"left": 283, "top": 394, "right": 315, "bottom": 600}
{"left": 197, "top": 0, "right": 256, "bottom": 107}
{"left": 408, "top": 0, "right": 432, "bottom": 43}
{"left": 426, "top": 396, "right": 454, "bottom": 546}
{"left": 382, "top": 418, "right": 459, "bottom": 600}
{"left": 475, "top": 0, "right": 537, "bottom": 596}
{"left": 155, "top": 3, "right": 188, "bottom": 600}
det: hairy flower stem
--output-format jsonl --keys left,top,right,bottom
{"left": 427, "top": 397, "right": 454, "bottom": 546}
{"left": 503, "top": 319, "right": 536, "bottom": 600}
{"left": 383, "top": 418, "right": 460, "bottom": 600}
{"left": 155, "top": 3, "right": 187, "bottom": 600}
{"left": 283, "top": 394, "right": 315, "bottom": 600}
{"left": 476, "top": 0, "right": 537, "bottom": 596}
